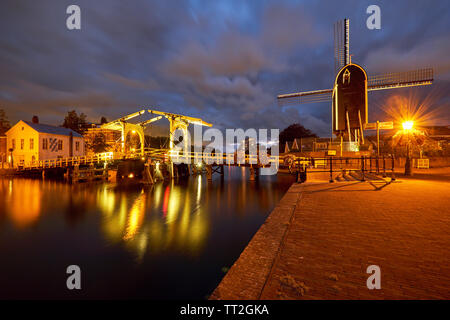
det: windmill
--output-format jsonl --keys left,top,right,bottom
{"left": 278, "top": 19, "right": 433, "bottom": 153}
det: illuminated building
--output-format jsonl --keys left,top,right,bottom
{"left": 5, "top": 120, "right": 85, "bottom": 167}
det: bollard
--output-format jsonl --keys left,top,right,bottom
{"left": 249, "top": 166, "right": 255, "bottom": 181}
{"left": 382, "top": 155, "right": 387, "bottom": 178}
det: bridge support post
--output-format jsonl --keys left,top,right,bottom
{"left": 206, "top": 165, "right": 212, "bottom": 181}
{"left": 73, "top": 164, "right": 80, "bottom": 183}
{"left": 168, "top": 161, "right": 178, "bottom": 179}
{"left": 88, "top": 163, "right": 94, "bottom": 182}
{"left": 249, "top": 166, "right": 258, "bottom": 181}
{"left": 143, "top": 161, "right": 154, "bottom": 185}
{"left": 64, "top": 168, "right": 70, "bottom": 181}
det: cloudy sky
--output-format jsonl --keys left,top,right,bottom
{"left": 1, "top": 0, "right": 449, "bottom": 137}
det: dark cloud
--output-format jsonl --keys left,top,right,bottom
{"left": 0, "top": 0, "right": 449, "bottom": 137}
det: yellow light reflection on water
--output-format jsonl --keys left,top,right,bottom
{"left": 95, "top": 181, "right": 211, "bottom": 260}
{"left": 5, "top": 179, "right": 42, "bottom": 228}
{"left": 123, "top": 190, "right": 146, "bottom": 241}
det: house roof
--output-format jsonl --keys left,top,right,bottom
{"left": 21, "top": 121, "right": 83, "bottom": 138}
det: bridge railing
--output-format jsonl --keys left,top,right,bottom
{"left": 166, "top": 150, "right": 281, "bottom": 166}
{"left": 20, "top": 152, "right": 115, "bottom": 170}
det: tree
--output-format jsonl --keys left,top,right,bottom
{"left": 100, "top": 116, "right": 108, "bottom": 124}
{"left": 279, "top": 123, "right": 317, "bottom": 147}
{"left": 62, "top": 110, "right": 87, "bottom": 134}
{"left": 0, "top": 109, "right": 11, "bottom": 135}
{"left": 87, "top": 133, "right": 110, "bottom": 153}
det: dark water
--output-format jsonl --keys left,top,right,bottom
{"left": 0, "top": 167, "right": 294, "bottom": 299}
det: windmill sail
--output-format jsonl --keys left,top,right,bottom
{"left": 367, "top": 68, "right": 433, "bottom": 91}
{"left": 277, "top": 89, "right": 332, "bottom": 105}
{"left": 277, "top": 68, "right": 434, "bottom": 105}
{"left": 278, "top": 18, "right": 433, "bottom": 108}
{"left": 334, "top": 19, "right": 350, "bottom": 74}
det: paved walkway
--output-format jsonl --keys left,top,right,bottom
{"left": 211, "top": 176, "right": 450, "bottom": 299}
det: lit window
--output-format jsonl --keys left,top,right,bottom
{"left": 30, "top": 138, "right": 34, "bottom": 150}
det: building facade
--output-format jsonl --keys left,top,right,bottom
{"left": 6, "top": 120, "right": 85, "bottom": 167}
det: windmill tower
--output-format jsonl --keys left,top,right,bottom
{"left": 278, "top": 19, "right": 433, "bottom": 152}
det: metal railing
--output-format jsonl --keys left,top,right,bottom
{"left": 19, "top": 152, "right": 114, "bottom": 170}
{"left": 293, "top": 155, "right": 396, "bottom": 183}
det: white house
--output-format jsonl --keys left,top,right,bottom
{"left": 6, "top": 120, "right": 85, "bottom": 167}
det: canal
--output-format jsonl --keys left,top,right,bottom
{"left": 0, "top": 167, "right": 294, "bottom": 299}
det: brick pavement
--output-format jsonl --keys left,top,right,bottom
{"left": 211, "top": 177, "right": 450, "bottom": 299}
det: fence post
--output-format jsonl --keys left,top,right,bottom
{"left": 376, "top": 155, "right": 380, "bottom": 175}
{"left": 382, "top": 155, "right": 387, "bottom": 178}
{"left": 391, "top": 154, "right": 396, "bottom": 181}
{"left": 329, "top": 157, "right": 334, "bottom": 183}
{"left": 361, "top": 156, "right": 365, "bottom": 181}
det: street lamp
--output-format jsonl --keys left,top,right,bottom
{"left": 402, "top": 121, "right": 414, "bottom": 131}
{"left": 402, "top": 120, "right": 414, "bottom": 176}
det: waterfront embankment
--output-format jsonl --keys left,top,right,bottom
{"left": 211, "top": 170, "right": 450, "bottom": 299}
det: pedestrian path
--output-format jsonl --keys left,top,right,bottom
{"left": 211, "top": 177, "right": 450, "bottom": 299}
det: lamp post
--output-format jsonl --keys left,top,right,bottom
{"left": 402, "top": 121, "right": 414, "bottom": 176}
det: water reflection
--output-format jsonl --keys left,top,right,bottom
{"left": 1, "top": 169, "right": 287, "bottom": 259}
{"left": 97, "top": 178, "right": 210, "bottom": 261}
{"left": 0, "top": 168, "right": 294, "bottom": 298}
{"left": 1, "top": 179, "right": 42, "bottom": 228}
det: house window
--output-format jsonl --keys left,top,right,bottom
{"left": 58, "top": 140, "right": 63, "bottom": 151}
{"left": 20, "top": 139, "right": 24, "bottom": 150}
{"left": 12, "top": 139, "right": 15, "bottom": 150}
{"left": 43, "top": 138, "right": 48, "bottom": 150}
{"left": 30, "top": 138, "right": 34, "bottom": 150}
{"left": 75, "top": 141, "right": 80, "bottom": 151}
